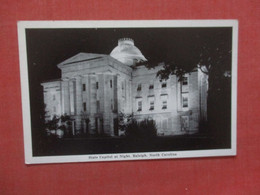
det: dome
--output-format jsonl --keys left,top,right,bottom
{"left": 110, "top": 38, "right": 147, "bottom": 66}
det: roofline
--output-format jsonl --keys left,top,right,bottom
{"left": 41, "top": 78, "right": 61, "bottom": 84}
{"left": 107, "top": 56, "right": 133, "bottom": 72}
{"left": 57, "top": 52, "right": 108, "bottom": 68}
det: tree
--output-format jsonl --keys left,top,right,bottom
{"left": 140, "top": 28, "right": 232, "bottom": 138}
{"left": 118, "top": 112, "right": 133, "bottom": 133}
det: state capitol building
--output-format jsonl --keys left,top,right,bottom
{"left": 41, "top": 38, "right": 208, "bottom": 136}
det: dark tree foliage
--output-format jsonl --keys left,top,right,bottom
{"left": 45, "top": 115, "right": 60, "bottom": 130}
{"left": 118, "top": 112, "right": 134, "bottom": 132}
{"left": 125, "top": 119, "right": 157, "bottom": 138}
{"left": 137, "top": 28, "right": 232, "bottom": 140}
{"left": 137, "top": 28, "right": 232, "bottom": 81}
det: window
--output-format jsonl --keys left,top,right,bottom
{"left": 162, "top": 82, "right": 167, "bottom": 88}
{"left": 137, "top": 101, "right": 142, "bottom": 111}
{"left": 162, "top": 101, "right": 167, "bottom": 109}
{"left": 110, "top": 80, "right": 112, "bottom": 88}
{"left": 162, "top": 119, "right": 168, "bottom": 129}
{"left": 149, "top": 101, "right": 154, "bottom": 110}
{"left": 181, "top": 116, "right": 189, "bottom": 130}
{"left": 161, "top": 94, "right": 168, "bottom": 110}
{"left": 137, "top": 84, "right": 142, "bottom": 91}
{"left": 182, "top": 95, "right": 188, "bottom": 108}
{"left": 148, "top": 96, "right": 155, "bottom": 111}
{"left": 122, "top": 82, "right": 124, "bottom": 90}
{"left": 111, "top": 99, "right": 113, "bottom": 110}
{"left": 83, "top": 84, "right": 86, "bottom": 91}
{"left": 83, "top": 102, "right": 87, "bottom": 111}
{"left": 96, "top": 82, "right": 99, "bottom": 89}
{"left": 97, "top": 100, "right": 100, "bottom": 112}
{"left": 182, "top": 77, "right": 188, "bottom": 85}
{"left": 53, "top": 95, "right": 56, "bottom": 100}
{"left": 180, "top": 75, "right": 189, "bottom": 109}
{"left": 149, "top": 84, "right": 154, "bottom": 90}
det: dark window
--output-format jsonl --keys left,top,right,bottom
{"left": 162, "top": 101, "right": 167, "bottom": 109}
{"left": 149, "top": 101, "right": 154, "bottom": 110}
{"left": 182, "top": 77, "right": 188, "bottom": 85}
{"left": 162, "top": 82, "right": 167, "bottom": 88}
{"left": 182, "top": 96, "right": 188, "bottom": 108}
{"left": 96, "top": 82, "right": 99, "bottom": 89}
{"left": 83, "top": 84, "right": 86, "bottom": 91}
{"left": 149, "top": 84, "right": 154, "bottom": 89}
{"left": 122, "top": 82, "right": 124, "bottom": 90}
{"left": 137, "top": 84, "right": 141, "bottom": 91}
{"left": 110, "top": 80, "right": 112, "bottom": 88}
{"left": 83, "top": 102, "right": 87, "bottom": 111}
{"left": 97, "top": 100, "right": 100, "bottom": 112}
{"left": 137, "top": 101, "right": 142, "bottom": 111}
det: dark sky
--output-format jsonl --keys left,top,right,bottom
{"left": 26, "top": 27, "right": 232, "bottom": 80}
{"left": 25, "top": 27, "right": 232, "bottom": 127}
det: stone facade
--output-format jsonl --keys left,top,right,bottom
{"left": 41, "top": 39, "right": 208, "bottom": 136}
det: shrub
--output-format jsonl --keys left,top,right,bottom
{"left": 125, "top": 118, "right": 157, "bottom": 138}
{"left": 139, "top": 119, "right": 157, "bottom": 138}
{"left": 45, "top": 115, "right": 72, "bottom": 138}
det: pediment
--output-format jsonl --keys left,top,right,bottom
{"left": 57, "top": 52, "right": 107, "bottom": 67}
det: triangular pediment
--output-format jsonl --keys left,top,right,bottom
{"left": 57, "top": 52, "right": 108, "bottom": 67}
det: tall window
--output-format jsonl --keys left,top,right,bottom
{"left": 161, "top": 95, "right": 168, "bottom": 110}
{"left": 122, "top": 82, "right": 124, "bottom": 90}
{"left": 137, "top": 84, "right": 142, "bottom": 91}
{"left": 83, "top": 102, "right": 87, "bottom": 111}
{"left": 96, "top": 82, "right": 99, "bottom": 89}
{"left": 162, "top": 100, "right": 167, "bottom": 109}
{"left": 182, "top": 76, "right": 188, "bottom": 85}
{"left": 182, "top": 94, "right": 188, "bottom": 108}
{"left": 181, "top": 75, "right": 189, "bottom": 109}
{"left": 149, "top": 101, "right": 154, "bottom": 110}
{"left": 111, "top": 99, "right": 113, "bottom": 110}
{"left": 97, "top": 100, "right": 100, "bottom": 112}
{"left": 148, "top": 96, "right": 155, "bottom": 111}
{"left": 110, "top": 80, "right": 112, "bottom": 88}
{"left": 122, "top": 82, "right": 125, "bottom": 98}
{"left": 137, "top": 101, "right": 142, "bottom": 111}
{"left": 83, "top": 84, "right": 86, "bottom": 91}
{"left": 181, "top": 116, "right": 189, "bottom": 131}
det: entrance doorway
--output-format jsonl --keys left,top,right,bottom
{"left": 83, "top": 119, "right": 89, "bottom": 134}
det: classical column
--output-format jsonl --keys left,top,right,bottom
{"left": 61, "top": 79, "right": 70, "bottom": 115}
{"left": 75, "top": 76, "right": 83, "bottom": 133}
{"left": 69, "top": 79, "right": 76, "bottom": 115}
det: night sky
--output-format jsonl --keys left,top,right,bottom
{"left": 25, "top": 27, "right": 232, "bottom": 127}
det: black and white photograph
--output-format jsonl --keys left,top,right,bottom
{"left": 18, "top": 20, "right": 237, "bottom": 164}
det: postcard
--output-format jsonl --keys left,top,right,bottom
{"left": 18, "top": 20, "right": 238, "bottom": 164}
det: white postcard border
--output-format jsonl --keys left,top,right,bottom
{"left": 18, "top": 20, "right": 238, "bottom": 164}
